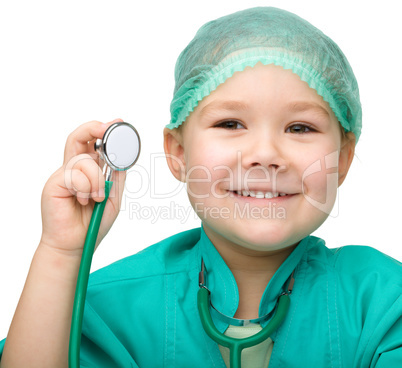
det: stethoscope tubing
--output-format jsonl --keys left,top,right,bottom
{"left": 68, "top": 180, "right": 113, "bottom": 368}
{"left": 197, "top": 287, "right": 290, "bottom": 368}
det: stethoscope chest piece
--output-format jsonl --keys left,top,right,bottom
{"left": 95, "top": 122, "right": 141, "bottom": 172}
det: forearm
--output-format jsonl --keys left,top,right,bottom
{"left": 1, "top": 242, "right": 81, "bottom": 368}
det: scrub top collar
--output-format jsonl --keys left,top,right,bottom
{"left": 196, "top": 224, "right": 311, "bottom": 332}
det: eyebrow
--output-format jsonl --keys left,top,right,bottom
{"left": 286, "top": 101, "right": 330, "bottom": 119}
{"left": 199, "top": 100, "right": 249, "bottom": 118}
{"left": 199, "top": 99, "right": 331, "bottom": 119}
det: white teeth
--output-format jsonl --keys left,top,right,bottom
{"left": 235, "top": 190, "right": 284, "bottom": 198}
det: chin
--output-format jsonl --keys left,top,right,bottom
{"left": 240, "top": 233, "right": 293, "bottom": 251}
{"left": 228, "top": 221, "right": 300, "bottom": 252}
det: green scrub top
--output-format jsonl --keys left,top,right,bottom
{"left": 1, "top": 226, "right": 402, "bottom": 367}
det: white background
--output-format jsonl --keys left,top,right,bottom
{"left": 0, "top": 0, "right": 401, "bottom": 339}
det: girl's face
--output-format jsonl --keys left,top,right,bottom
{"left": 164, "top": 63, "right": 355, "bottom": 254}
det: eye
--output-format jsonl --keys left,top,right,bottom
{"left": 286, "top": 123, "right": 316, "bottom": 134}
{"left": 214, "top": 120, "right": 245, "bottom": 130}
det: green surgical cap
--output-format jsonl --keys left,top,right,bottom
{"left": 167, "top": 7, "right": 362, "bottom": 143}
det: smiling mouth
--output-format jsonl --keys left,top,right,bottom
{"left": 229, "top": 190, "right": 291, "bottom": 199}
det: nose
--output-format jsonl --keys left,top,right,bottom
{"left": 241, "top": 131, "right": 288, "bottom": 172}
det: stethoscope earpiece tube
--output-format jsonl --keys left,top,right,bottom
{"left": 69, "top": 180, "right": 113, "bottom": 368}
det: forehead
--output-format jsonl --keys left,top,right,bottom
{"left": 191, "top": 63, "right": 336, "bottom": 121}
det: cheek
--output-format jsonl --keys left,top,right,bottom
{"left": 185, "top": 138, "right": 237, "bottom": 178}
{"left": 185, "top": 141, "right": 236, "bottom": 197}
{"left": 299, "top": 146, "right": 340, "bottom": 213}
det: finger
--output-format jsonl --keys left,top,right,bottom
{"left": 110, "top": 170, "right": 127, "bottom": 199}
{"left": 64, "top": 153, "right": 106, "bottom": 202}
{"left": 64, "top": 118, "right": 124, "bottom": 165}
{"left": 68, "top": 169, "right": 91, "bottom": 206}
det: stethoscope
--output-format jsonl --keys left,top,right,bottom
{"left": 198, "top": 259, "right": 294, "bottom": 368}
{"left": 68, "top": 122, "right": 293, "bottom": 368}
{"left": 69, "top": 122, "right": 141, "bottom": 368}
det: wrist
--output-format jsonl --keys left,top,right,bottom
{"left": 34, "top": 241, "right": 83, "bottom": 284}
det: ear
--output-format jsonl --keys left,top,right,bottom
{"left": 338, "top": 132, "right": 356, "bottom": 187}
{"left": 163, "top": 127, "right": 186, "bottom": 182}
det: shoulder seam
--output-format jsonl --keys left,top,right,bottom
{"left": 89, "top": 268, "right": 194, "bottom": 288}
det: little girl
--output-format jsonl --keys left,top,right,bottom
{"left": 1, "top": 6, "right": 401, "bottom": 368}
